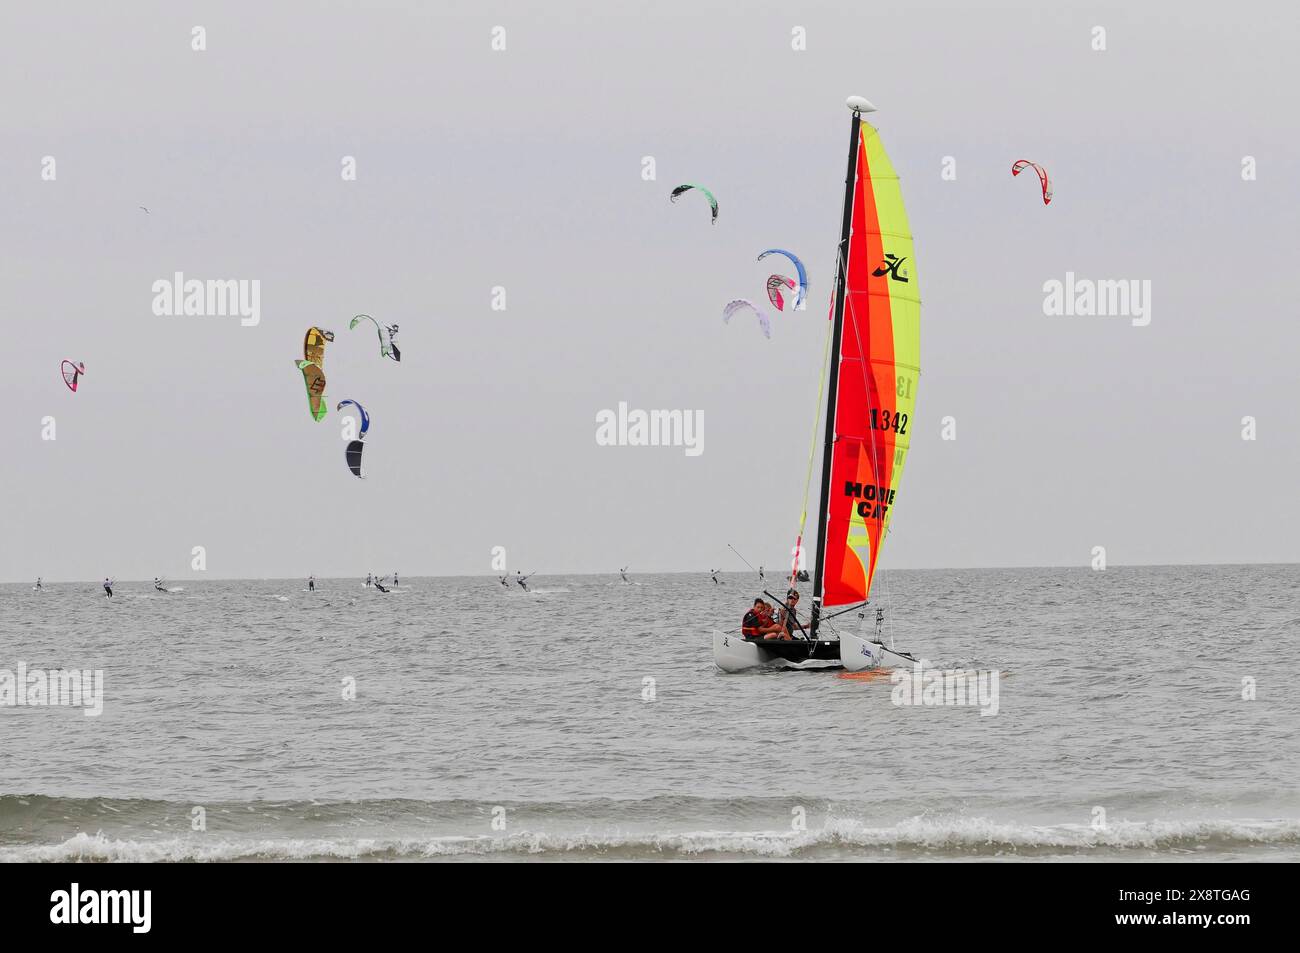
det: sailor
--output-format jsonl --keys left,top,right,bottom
{"left": 742, "top": 598, "right": 768, "bottom": 637}
{"left": 773, "top": 589, "right": 807, "bottom": 640}
{"left": 308, "top": 575, "right": 315, "bottom": 592}
{"left": 103, "top": 578, "right": 113, "bottom": 598}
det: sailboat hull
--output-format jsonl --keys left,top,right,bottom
{"left": 840, "top": 630, "right": 919, "bottom": 672}
{"left": 713, "top": 630, "right": 843, "bottom": 672}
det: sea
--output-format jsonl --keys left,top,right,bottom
{"left": 2, "top": 564, "right": 1297, "bottom": 862}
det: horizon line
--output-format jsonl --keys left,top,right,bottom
{"left": 8, "top": 558, "right": 1297, "bottom": 586}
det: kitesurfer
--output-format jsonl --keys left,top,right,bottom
{"left": 516, "top": 572, "right": 531, "bottom": 592}
{"left": 374, "top": 579, "right": 391, "bottom": 593}
{"left": 103, "top": 578, "right": 113, "bottom": 598}
{"left": 758, "top": 566, "right": 765, "bottom": 582}
{"left": 393, "top": 572, "right": 399, "bottom": 588}
{"left": 308, "top": 575, "right": 315, "bottom": 592}
{"left": 35, "top": 577, "right": 42, "bottom": 591}
{"left": 366, "top": 573, "right": 373, "bottom": 588}
{"left": 154, "top": 577, "right": 166, "bottom": 592}
{"left": 710, "top": 569, "right": 720, "bottom": 585}
{"left": 619, "top": 567, "right": 629, "bottom": 583}
{"left": 499, "top": 575, "right": 509, "bottom": 588}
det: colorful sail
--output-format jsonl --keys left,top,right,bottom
{"left": 819, "top": 120, "right": 920, "bottom": 607}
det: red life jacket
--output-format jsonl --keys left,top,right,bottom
{"left": 741, "top": 610, "right": 762, "bottom": 637}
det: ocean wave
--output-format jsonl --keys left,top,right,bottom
{"left": 4, "top": 816, "right": 1298, "bottom": 862}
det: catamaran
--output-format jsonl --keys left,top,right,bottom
{"left": 714, "top": 96, "right": 921, "bottom": 673}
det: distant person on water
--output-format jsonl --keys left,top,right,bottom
{"left": 35, "top": 577, "right": 42, "bottom": 591}
{"left": 516, "top": 571, "right": 531, "bottom": 592}
{"left": 366, "top": 573, "right": 373, "bottom": 588}
{"left": 499, "top": 575, "right": 509, "bottom": 588}
{"left": 620, "top": 567, "right": 629, "bottom": 583}
{"left": 308, "top": 575, "right": 315, "bottom": 592}
{"left": 759, "top": 566, "right": 765, "bottom": 582}
{"left": 103, "top": 578, "right": 113, "bottom": 597}
{"left": 154, "top": 577, "right": 165, "bottom": 591}
{"left": 710, "top": 569, "right": 720, "bottom": 585}
{"left": 393, "top": 572, "right": 399, "bottom": 588}
{"left": 374, "top": 579, "right": 390, "bottom": 593}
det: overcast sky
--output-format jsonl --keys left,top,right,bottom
{"left": 2, "top": 0, "right": 1296, "bottom": 582}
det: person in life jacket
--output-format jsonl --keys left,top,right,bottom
{"left": 742, "top": 598, "right": 785, "bottom": 639}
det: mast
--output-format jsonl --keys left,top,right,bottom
{"left": 809, "top": 99, "right": 867, "bottom": 640}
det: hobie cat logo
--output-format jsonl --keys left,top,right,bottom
{"left": 872, "top": 253, "right": 909, "bottom": 282}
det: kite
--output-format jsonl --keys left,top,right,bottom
{"left": 670, "top": 184, "right": 719, "bottom": 224}
{"left": 765, "top": 274, "right": 796, "bottom": 312}
{"left": 60, "top": 360, "right": 85, "bottom": 393}
{"left": 756, "top": 249, "right": 807, "bottom": 310}
{"left": 1011, "top": 159, "right": 1052, "bottom": 205}
{"left": 349, "top": 314, "right": 401, "bottom": 362}
{"left": 296, "top": 328, "right": 334, "bottom": 421}
{"left": 722, "top": 299, "right": 771, "bottom": 339}
{"left": 336, "top": 399, "right": 370, "bottom": 478}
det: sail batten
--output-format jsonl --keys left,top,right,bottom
{"left": 814, "top": 117, "right": 920, "bottom": 615}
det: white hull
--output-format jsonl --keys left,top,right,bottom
{"left": 712, "top": 630, "right": 844, "bottom": 672}
{"left": 840, "top": 630, "right": 918, "bottom": 672}
{"left": 713, "top": 630, "right": 765, "bottom": 672}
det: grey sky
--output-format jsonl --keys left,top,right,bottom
{"left": 2, "top": 0, "right": 1296, "bottom": 582}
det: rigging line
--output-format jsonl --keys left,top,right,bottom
{"left": 823, "top": 600, "right": 870, "bottom": 621}
{"left": 790, "top": 285, "right": 838, "bottom": 589}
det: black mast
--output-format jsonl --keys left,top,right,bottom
{"left": 809, "top": 105, "right": 864, "bottom": 641}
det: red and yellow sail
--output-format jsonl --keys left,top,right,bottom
{"left": 820, "top": 122, "right": 920, "bottom": 607}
